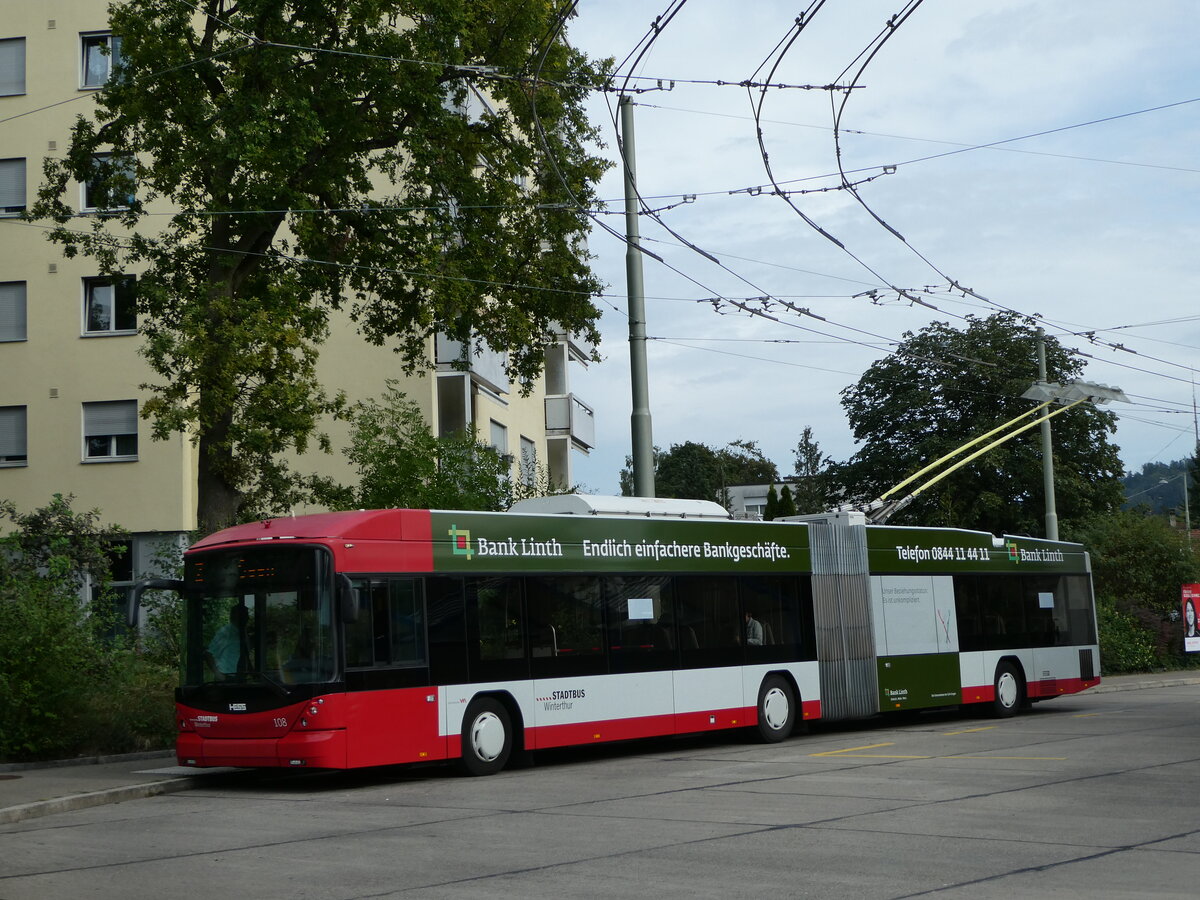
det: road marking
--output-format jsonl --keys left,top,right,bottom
{"left": 943, "top": 726, "right": 997, "bottom": 735}
{"left": 1073, "top": 713, "right": 1102, "bottom": 718}
{"left": 944, "top": 755, "right": 1067, "bottom": 760}
{"left": 811, "top": 743, "right": 931, "bottom": 759}
{"left": 810, "top": 741, "right": 1067, "bottom": 762}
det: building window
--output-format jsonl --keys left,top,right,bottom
{"left": 0, "top": 281, "right": 26, "bottom": 342}
{"left": 520, "top": 435, "right": 537, "bottom": 484}
{"left": 489, "top": 419, "right": 508, "bottom": 455}
{"left": 0, "top": 158, "right": 25, "bottom": 215}
{"left": 83, "top": 276, "right": 136, "bottom": 334}
{"left": 0, "top": 405, "right": 27, "bottom": 466}
{"left": 81, "top": 33, "right": 122, "bottom": 88}
{"left": 83, "top": 400, "right": 138, "bottom": 461}
{"left": 83, "top": 154, "right": 134, "bottom": 211}
{"left": 0, "top": 38, "right": 25, "bottom": 97}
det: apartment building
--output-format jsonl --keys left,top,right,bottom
{"left": 0, "top": 3, "right": 597, "bottom": 609}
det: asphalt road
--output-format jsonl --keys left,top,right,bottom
{"left": 3, "top": 684, "right": 1199, "bottom": 900}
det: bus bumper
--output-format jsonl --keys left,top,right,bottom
{"left": 177, "top": 729, "right": 348, "bottom": 769}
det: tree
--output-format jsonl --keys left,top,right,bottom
{"left": 776, "top": 484, "right": 798, "bottom": 518}
{"left": 619, "top": 440, "right": 779, "bottom": 505}
{"left": 332, "top": 382, "right": 514, "bottom": 511}
{"left": 792, "top": 426, "right": 832, "bottom": 514}
{"left": 763, "top": 484, "right": 780, "bottom": 520}
{"left": 0, "top": 496, "right": 120, "bottom": 758}
{"left": 837, "top": 312, "right": 1124, "bottom": 534}
{"left": 31, "top": 1, "right": 610, "bottom": 531}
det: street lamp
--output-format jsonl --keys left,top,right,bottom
{"left": 1158, "top": 473, "right": 1191, "bottom": 547}
{"left": 1021, "top": 376, "right": 1129, "bottom": 542}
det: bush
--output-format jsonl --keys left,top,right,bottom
{"left": 1097, "top": 598, "right": 1157, "bottom": 674}
{"left": 0, "top": 495, "right": 177, "bottom": 762}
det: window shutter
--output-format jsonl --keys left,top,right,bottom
{"left": 0, "top": 158, "right": 26, "bottom": 211}
{"left": 0, "top": 282, "right": 26, "bottom": 341}
{"left": 84, "top": 400, "right": 137, "bottom": 436}
{"left": 0, "top": 39, "right": 25, "bottom": 96}
{"left": 0, "top": 406, "right": 26, "bottom": 459}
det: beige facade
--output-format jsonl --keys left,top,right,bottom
{"left": 0, "top": 3, "right": 595, "bottom": 578}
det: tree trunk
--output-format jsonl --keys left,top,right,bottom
{"left": 195, "top": 385, "right": 242, "bottom": 535}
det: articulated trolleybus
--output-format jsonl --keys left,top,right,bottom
{"left": 159, "top": 495, "right": 1100, "bottom": 775}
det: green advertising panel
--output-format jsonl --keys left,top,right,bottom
{"left": 430, "top": 512, "right": 812, "bottom": 574}
{"left": 866, "top": 526, "right": 1088, "bottom": 576}
{"left": 877, "top": 653, "right": 962, "bottom": 711}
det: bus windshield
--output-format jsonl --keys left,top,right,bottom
{"left": 182, "top": 545, "right": 336, "bottom": 689}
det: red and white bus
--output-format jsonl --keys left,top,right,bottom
{"left": 149, "top": 496, "right": 1100, "bottom": 775}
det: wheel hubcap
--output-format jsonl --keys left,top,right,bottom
{"left": 470, "top": 711, "right": 505, "bottom": 761}
{"left": 997, "top": 672, "right": 1018, "bottom": 708}
{"left": 762, "top": 687, "right": 789, "bottom": 730}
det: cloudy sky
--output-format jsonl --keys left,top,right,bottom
{"left": 562, "top": 0, "right": 1200, "bottom": 495}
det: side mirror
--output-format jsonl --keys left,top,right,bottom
{"left": 338, "top": 575, "right": 359, "bottom": 625}
{"left": 129, "top": 578, "right": 185, "bottom": 628}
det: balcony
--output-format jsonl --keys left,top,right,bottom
{"left": 545, "top": 393, "right": 595, "bottom": 451}
{"left": 435, "top": 333, "right": 508, "bottom": 396}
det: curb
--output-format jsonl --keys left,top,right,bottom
{"left": 0, "top": 776, "right": 200, "bottom": 826}
{"left": 0, "top": 749, "right": 174, "bottom": 775}
{"left": 1088, "top": 676, "right": 1200, "bottom": 694}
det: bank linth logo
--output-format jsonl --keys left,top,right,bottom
{"left": 1007, "top": 540, "right": 1019, "bottom": 562}
{"left": 448, "top": 524, "right": 473, "bottom": 560}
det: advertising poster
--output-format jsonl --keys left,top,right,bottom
{"left": 1184, "top": 584, "right": 1200, "bottom": 653}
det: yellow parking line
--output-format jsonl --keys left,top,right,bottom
{"left": 943, "top": 726, "right": 997, "bottom": 735}
{"left": 811, "top": 742, "right": 896, "bottom": 756}
{"left": 1073, "top": 713, "right": 1102, "bottom": 718}
{"left": 944, "top": 755, "right": 1066, "bottom": 760}
{"left": 811, "top": 741, "right": 1066, "bottom": 761}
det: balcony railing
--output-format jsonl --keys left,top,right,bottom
{"left": 435, "top": 333, "right": 508, "bottom": 396}
{"left": 545, "top": 393, "right": 595, "bottom": 451}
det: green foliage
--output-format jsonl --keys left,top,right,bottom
{"left": 30, "top": 0, "right": 610, "bottom": 530}
{"left": 1069, "top": 510, "right": 1200, "bottom": 617}
{"left": 0, "top": 496, "right": 177, "bottom": 761}
{"left": 1070, "top": 509, "right": 1200, "bottom": 673}
{"left": 763, "top": 484, "right": 780, "bottom": 521}
{"left": 334, "top": 381, "right": 511, "bottom": 511}
{"left": 777, "top": 485, "right": 798, "bottom": 518}
{"left": 1096, "top": 598, "right": 1158, "bottom": 674}
{"left": 1122, "top": 456, "right": 1193, "bottom": 516}
{"left": 792, "top": 426, "right": 833, "bottom": 514}
{"left": 619, "top": 440, "right": 780, "bottom": 505}
{"left": 837, "top": 312, "right": 1125, "bottom": 534}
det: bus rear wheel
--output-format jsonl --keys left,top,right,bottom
{"left": 755, "top": 675, "right": 796, "bottom": 742}
{"left": 459, "top": 697, "right": 513, "bottom": 776}
{"left": 992, "top": 662, "right": 1024, "bottom": 718}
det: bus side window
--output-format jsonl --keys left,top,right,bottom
{"left": 476, "top": 577, "right": 524, "bottom": 661}
{"left": 527, "top": 575, "right": 605, "bottom": 677}
{"left": 389, "top": 579, "right": 425, "bottom": 666}
{"left": 344, "top": 578, "right": 426, "bottom": 668}
{"left": 344, "top": 580, "right": 374, "bottom": 668}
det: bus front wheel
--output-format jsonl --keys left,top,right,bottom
{"left": 755, "top": 675, "right": 796, "bottom": 742}
{"left": 992, "top": 662, "right": 1024, "bottom": 718}
{"left": 459, "top": 697, "right": 513, "bottom": 776}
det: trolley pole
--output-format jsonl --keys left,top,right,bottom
{"left": 621, "top": 95, "right": 655, "bottom": 497}
{"left": 1037, "top": 329, "right": 1059, "bottom": 541}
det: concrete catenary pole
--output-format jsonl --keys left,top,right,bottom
{"left": 620, "top": 95, "right": 654, "bottom": 497}
{"left": 1037, "top": 328, "right": 1059, "bottom": 541}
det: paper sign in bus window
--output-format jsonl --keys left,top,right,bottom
{"left": 627, "top": 597, "right": 654, "bottom": 620}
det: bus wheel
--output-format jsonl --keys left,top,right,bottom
{"left": 459, "top": 697, "right": 513, "bottom": 776}
{"left": 755, "top": 675, "right": 796, "bottom": 742}
{"left": 992, "top": 662, "right": 1024, "bottom": 718}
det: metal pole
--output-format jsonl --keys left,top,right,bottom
{"left": 621, "top": 95, "right": 654, "bottom": 497}
{"left": 1037, "top": 329, "right": 1059, "bottom": 541}
{"left": 1184, "top": 473, "right": 1192, "bottom": 547}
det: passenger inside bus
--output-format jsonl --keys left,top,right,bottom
{"left": 205, "top": 603, "right": 249, "bottom": 679}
